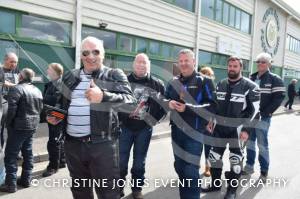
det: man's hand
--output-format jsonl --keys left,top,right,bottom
{"left": 169, "top": 100, "right": 177, "bottom": 110}
{"left": 175, "top": 102, "right": 186, "bottom": 112}
{"left": 85, "top": 80, "right": 103, "bottom": 103}
{"left": 206, "top": 121, "right": 214, "bottom": 134}
{"left": 240, "top": 131, "right": 249, "bottom": 142}
{"left": 169, "top": 100, "right": 186, "bottom": 112}
{"left": 46, "top": 116, "right": 62, "bottom": 125}
{"left": 4, "top": 80, "right": 16, "bottom": 87}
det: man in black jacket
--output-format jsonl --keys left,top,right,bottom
{"left": 284, "top": 79, "right": 297, "bottom": 110}
{"left": 0, "top": 68, "right": 43, "bottom": 193}
{"left": 51, "top": 36, "right": 135, "bottom": 199}
{"left": 243, "top": 53, "right": 285, "bottom": 182}
{"left": 203, "top": 56, "right": 260, "bottom": 199}
{"left": 165, "top": 49, "right": 217, "bottom": 199}
{"left": 119, "top": 53, "right": 166, "bottom": 199}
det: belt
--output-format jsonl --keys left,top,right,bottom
{"left": 65, "top": 134, "right": 92, "bottom": 143}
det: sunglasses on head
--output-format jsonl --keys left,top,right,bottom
{"left": 256, "top": 60, "right": 267, "bottom": 64}
{"left": 81, "top": 49, "right": 100, "bottom": 57}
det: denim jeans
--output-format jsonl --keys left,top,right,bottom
{"left": 4, "top": 129, "right": 34, "bottom": 185}
{"left": 246, "top": 116, "right": 271, "bottom": 173}
{"left": 119, "top": 126, "right": 152, "bottom": 192}
{"left": 171, "top": 125, "right": 203, "bottom": 199}
{"left": 0, "top": 147, "right": 5, "bottom": 186}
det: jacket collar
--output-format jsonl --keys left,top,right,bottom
{"left": 130, "top": 72, "right": 150, "bottom": 81}
{"left": 179, "top": 71, "right": 196, "bottom": 82}
{"left": 251, "top": 70, "right": 270, "bottom": 80}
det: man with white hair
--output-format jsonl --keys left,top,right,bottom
{"left": 53, "top": 36, "right": 135, "bottom": 199}
{"left": 284, "top": 79, "right": 298, "bottom": 110}
{"left": 119, "top": 53, "right": 166, "bottom": 199}
{"left": 243, "top": 52, "right": 285, "bottom": 182}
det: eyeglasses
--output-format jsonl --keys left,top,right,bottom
{"left": 256, "top": 60, "right": 267, "bottom": 64}
{"left": 81, "top": 50, "right": 100, "bottom": 57}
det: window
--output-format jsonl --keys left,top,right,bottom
{"left": 212, "top": 54, "right": 221, "bottom": 66}
{"left": 0, "top": 10, "right": 15, "bottom": 34}
{"left": 82, "top": 27, "right": 116, "bottom": 49}
{"left": 175, "top": 0, "right": 194, "bottom": 12}
{"left": 149, "top": 41, "right": 160, "bottom": 55}
{"left": 201, "top": 0, "right": 252, "bottom": 34}
{"left": 104, "top": 54, "right": 116, "bottom": 68}
{"left": 151, "top": 60, "right": 174, "bottom": 82}
{"left": 119, "top": 35, "right": 133, "bottom": 52}
{"left": 0, "top": 40, "right": 18, "bottom": 66}
{"left": 286, "top": 35, "right": 290, "bottom": 50}
{"left": 162, "top": 44, "right": 172, "bottom": 58}
{"left": 241, "top": 12, "right": 251, "bottom": 33}
{"left": 242, "top": 59, "right": 250, "bottom": 71}
{"left": 20, "top": 15, "right": 71, "bottom": 44}
{"left": 162, "top": 0, "right": 195, "bottom": 12}
{"left": 116, "top": 55, "right": 134, "bottom": 73}
{"left": 229, "top": 6, "right": 235, "bottom": 27}
{"left": 235, "top": 9, "right": 241, "bottom": 29}
{"left": 136, "top": 38, "right": 147, "bottom": 53}
{"left": 202, "top": 0, "right": 214, "bottom": 19}
{"left": 199, "top": 51, "right": 212, "bottom": 65}
{"left": 222, "top": 2, "right": 229, "bottom": 25}
{"left": 215, "top": 0, "right": 223, "bottom": 22}
{"left": 173, "top": 46, "right": 185, "bottom": 59}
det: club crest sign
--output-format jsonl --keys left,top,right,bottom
{"left": 261, "top": 8, "right": 280, "bottom": 56}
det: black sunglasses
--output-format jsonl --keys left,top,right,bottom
{"left": 256, "top": 60, "right": 267, "bottom": 64}
{"left": 81, "top": 50, "right": 100, "bottom": 57}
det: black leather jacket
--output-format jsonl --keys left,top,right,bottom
{"left": 215, "top": 77, "right": 260, "bottom": 134}
{"left": 165, "top": 71, "right": 217, "bottom": 131}
{"left": 43, "top": 78, "right": 62, "bottom": 106}
{"left": 59, "top": 66, "right": 135, "bottom": 143}
{"left": 6, "top": 81, "right": 43, "bottom": 131}
{"left": 250, "top": 70, "right": 285, "bottom": 117}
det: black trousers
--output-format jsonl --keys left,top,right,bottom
{"left": 284, "top": 96, "right": 294, "bottom": 109}
{"left": 0, "top": 102, "right": 8, "bottom": 148}
{"left": 4, "top": 128, "right": 34, "bottom": 185}
{"left": 47, "top": 123, "right": 65, "bottom": 169}
{"left": 64, "top": 138, "right": 120, "bottom": 199}
{"left": 208, "top": 128, "right": 244, "bottom": 193}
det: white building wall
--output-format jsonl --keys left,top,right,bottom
{"left": 198, "top": 0, "right": 255, "bottom": 60}
{"left": 82, "top": 0, "right": 197, "bottom": 48}
{"left": 252, "top": 0, "right": 287, "bottom": 67}
{"left": 0, "top": 0, "right": 75, "bottom": 21}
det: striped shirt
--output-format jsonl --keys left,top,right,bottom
{"left": 67, "top": 70, "right": 91, "bottom": 137}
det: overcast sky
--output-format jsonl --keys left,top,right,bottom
{"left": 283, "top": 0, "right": 300, "bottom": 15}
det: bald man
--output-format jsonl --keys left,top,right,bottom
{"left": 0, "top": 52, "right": 19, "bottom": 186}
{"left": 119, "top": 53, "right": 166, "bottom": 199}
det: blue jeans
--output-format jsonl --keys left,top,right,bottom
{"left": 119, "top": 126, "right": 152, "bottom": 192}
{"left": 246, "top": 116, "right": 271, "bottom": 173}
{"left": 171, "top": 126, "right": 203, "bottom": 199}
{"left": 0, "top": 148, "right": 5, "bottom": 186}
{"left": 4, "top": 129, "right": 34, "bottom": 185}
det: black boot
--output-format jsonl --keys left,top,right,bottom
{"left": 0, "top": 184, "right": 17, "bottom": 193}
{"left": 202, "top": 167, "right": 222, "bottom": 193}
{"left": 224, "top": 188, "right": 236, "bottom": 199}
{"left": 17, "top": 178, "right": 31, "bottom": 188}
{"left": 42, "top": 168, "right": 58, "bottom": 177}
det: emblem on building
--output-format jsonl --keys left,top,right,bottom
{"left": 261, "top": 8, "right": 280, "bottom": 56}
